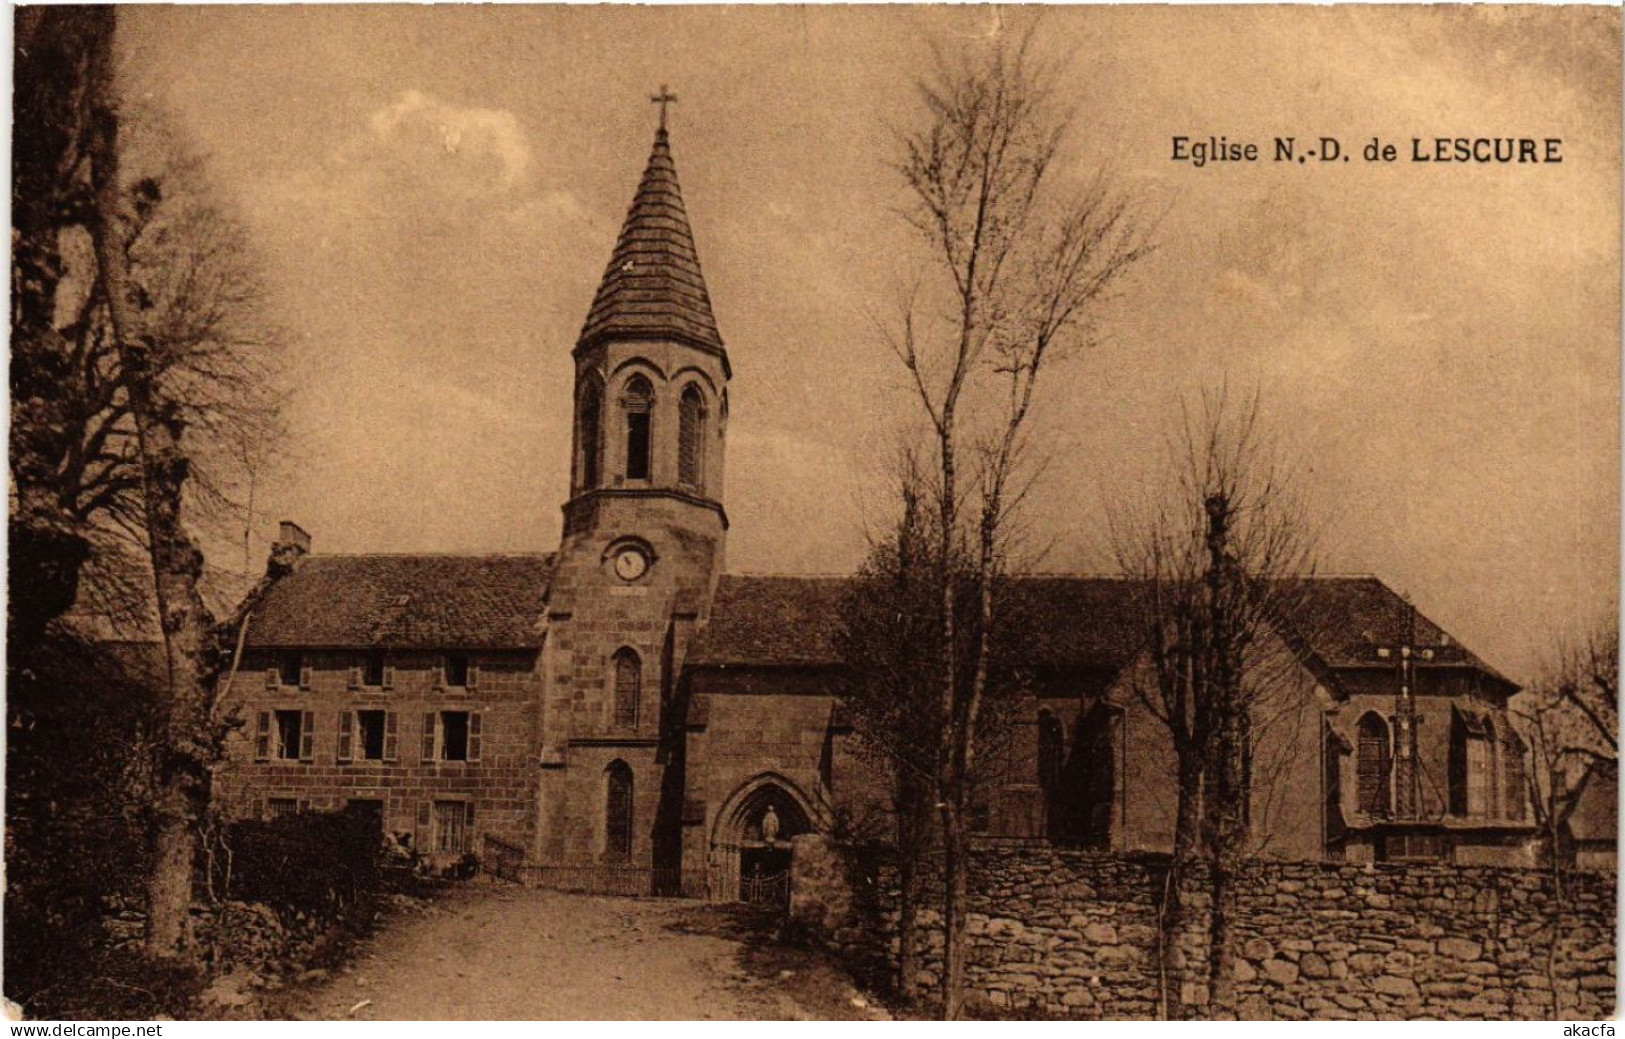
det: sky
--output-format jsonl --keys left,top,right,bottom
{"left": 116, "top": 5, "right": 1620, "bottom": 683}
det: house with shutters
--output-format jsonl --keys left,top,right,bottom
{"left": 213, "top": 110, "right": 1565, "bottom": 889}
{"left": 220, "top": 545, "right": 550, "bottom": 858}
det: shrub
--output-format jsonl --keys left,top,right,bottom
{"left": 212, "top": 809, "right": 382, "bottom": 923}
{"left": 4, "top": 633, "right": 161, "bottom": 1018}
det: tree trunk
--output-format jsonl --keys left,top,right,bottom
{"left": 84, "top": 9, "right": 221, "bottom": 958}
{"left": 933, "top": 409, "right": 966, "bottom": 1020}
{"left": 894, "top": 778, "right": 931, "bottom": 1003}
{"left": 938, "top": 799, "right": 969, "bottom": 1020}
{"left": 1161, "top": 745, "right": 1207, "bottom": 1019}
{"left": 1205, "top": 710, "right": 1246, "bottom": 1018}
{"left": 1174, "top": 747, "right": 1206, "bottom": 862}
{"left": 1206, "top": 852, "right": 1240, "bottom": 1018}
{"left": 896, "top": 854, "right": 920, "bottom": 1002}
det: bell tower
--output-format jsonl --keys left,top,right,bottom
{"left": 535, "top": 93, "right": 729, "bottom": 870}
{"left": 563, "top": 89, "right": 729, "bottom": 545}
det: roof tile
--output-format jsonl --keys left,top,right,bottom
{"left": 685, "top": 573, "right": 1511, "bottom": 688}
{"left": 246, "top": 554, "right": 554, "bottom": 649}
{"left": 578, "top": 127, "right": 724, "bottom": 353}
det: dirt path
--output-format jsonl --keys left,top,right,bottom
{"left": 284, "top": 881, "right": 855, "bottom": 1020}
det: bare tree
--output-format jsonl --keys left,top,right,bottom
{"left": 836, "top": 454, "right": 941, "bottom": 1002}
{"left": 11, "top": 6, "right": 110, "bottom": 656}
{"left": 836, "top": 451, "right": 1031, "bottom": 1004}
{"left": 12, "top": 13, "right": 279, "bottom": 653}
{"left": 1510, "top": 640, "right": 1617, "bottom": 1023}
{"left": 1544, "top": 619, "right": 1618, "bottom": 761}
{"left": 1514, "top": 613, "right": 1619, "bottom": 875}
{"left": 75, "top": 9, "right": 281, "bottom": 957}
{"left": 880, "top": 21, "right": 1154, "bottom": 1018}
{"left": 1111, "top": 389, "right": 1320, "bottom": 1018}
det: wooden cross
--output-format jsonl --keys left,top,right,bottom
{"left": 650, "top": 85, "right": 678, "bottom": 130}
{"left": 1373, "top": 601, "right": 1436, "bottom": 819}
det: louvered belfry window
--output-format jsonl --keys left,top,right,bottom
{"left": 622, "top": 375, "right": 653, "bottom": 481}
{"left": 605, "top": 761, "right": 634, "bottom": 860}
{"left": 1357, "top": 713, "right": 1392, "bottom": 816}
{"left": 613, "top": 648, "right": 641, "bottom": 729}
{"left": 678, "top": 384, "right": 705, "bottom": 489}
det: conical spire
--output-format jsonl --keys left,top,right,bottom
{"left": 577, "top": 125, "right": 724, "bottom": 356}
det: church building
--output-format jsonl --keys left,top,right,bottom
{"left": 214, "top": 112, "right": 1545, "bottom": 896}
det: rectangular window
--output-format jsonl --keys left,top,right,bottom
{"left": 626, "top": 412, "right": 651, "bottom": 480}
{"left": 358, "top": 710, "right": 386, "bottom": 760}
{"left": 275, "top": 710, "right": 303, "bottom": 760}
{"left": 440, "top": 711, "right": 470, "bottom": 761}
{"left": 434, "top": 800, "right": 471, "bottom": 854}
{"left": 363, "top": 651, "right": 386, "bottom": 687}
{"left": 445, "top": 654, "right": 470, "bottom": 688}
{"left": 268, "top": 797, "right": 299, "bottom": 820}
{"left": 279, "top": 653, "right": 303, "bottom": 687}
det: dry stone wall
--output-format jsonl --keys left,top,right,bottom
{"left": 806, "top": 840, "right": 1615, "bottom": 1020}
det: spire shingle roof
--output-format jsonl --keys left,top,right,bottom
{"left": 577, "top": 127, "right": 725, "bottom": 358}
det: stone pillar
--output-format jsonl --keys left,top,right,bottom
{"left": 789, "top": 833, "right": 854, "bottom": 938}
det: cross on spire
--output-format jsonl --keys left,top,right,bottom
{"left": 650, "top": 85, "right": 678, "bottom": 131}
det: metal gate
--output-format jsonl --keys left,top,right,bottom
{"left": 740, "top": 869, "right": 789, "bottom": 908}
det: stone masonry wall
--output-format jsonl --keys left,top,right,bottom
{"left": 818, "top": 842, "right": 1615, "bottom": 1020}
{"left": 215, "top": 647, "right": 540, "bottom": 858}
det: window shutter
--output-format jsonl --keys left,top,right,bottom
{"left": 384, "top": 711, "right": 399, "bottom": 761}
{"left": 264, "top": 667, "right": 278, "bottom": 690}
{"left": 338, "top": 711, "right": 354, "bottom": 762}
{"left": 299, "top": 663, "right": 312, "bottom": 690}
{"left": 300, "top": 710, "right": 316, "bottom": 761}
{"left": 421, "top": 712, "right": 437, "bottom": 762}
{"left": 465, "top": 801, "right": 476, "bottom": 831}
{"left": 467, "top": 663, "right": 480, "bottom": 690}
{"left": 432, "top": 664, "right": 445, "bottom": 690}
{"left": 255, "top": 711, "right": 271, "bottom": 760}
{"left": 416, "top": 801, "right": 432, "bottom": 848}
{"left": 348, "top": 665, "right": 362, "bottom": 690}
{"left": 382, "top": 664, "right": 395, "bottom": 690}
{"left": 468, "top": 712, "right": 483, "bottom": 763}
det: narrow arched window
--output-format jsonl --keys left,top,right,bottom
{"left": 1501, "top": 725, "right": 1527, "bottom": 821}
{"left": 622, "top": 375, "right": 653, "bottom": 481}
{"left": 577, "top": 374, "right": 603, "bottom": 490}
{"left": 678, "top": 384, "right": 706, "bottom": 489}
{"left": 612, "top": 648, "right": 640, "bottom": 729}
{"left": 605, "top": 761, "right": 633, "bottom": 860}
{"left": 1357, "top": 712, "right": 1392, "bottom": 817}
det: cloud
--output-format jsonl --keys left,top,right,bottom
{"left": 241, "top": 87, "right": 599, "bottom": 313}
{"left": 367, "top": 89, "right": 533, "bottom": 191}
{"left": 248, "top": 89, "right": 544, "bottom": 235}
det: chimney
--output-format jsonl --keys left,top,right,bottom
{"left": 269, "top": 520, "right": 311, "bottom": 576}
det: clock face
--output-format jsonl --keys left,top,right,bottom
{"left": 613, "top": 547, "right": 649, "bottom": 582}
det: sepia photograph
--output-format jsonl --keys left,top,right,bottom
{"left": 7, "top": 2, "right": 1620, "bottom": 1024}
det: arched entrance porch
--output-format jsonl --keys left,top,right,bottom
{"left": 708, "top": 773, "right": 823, "bottom": 904}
